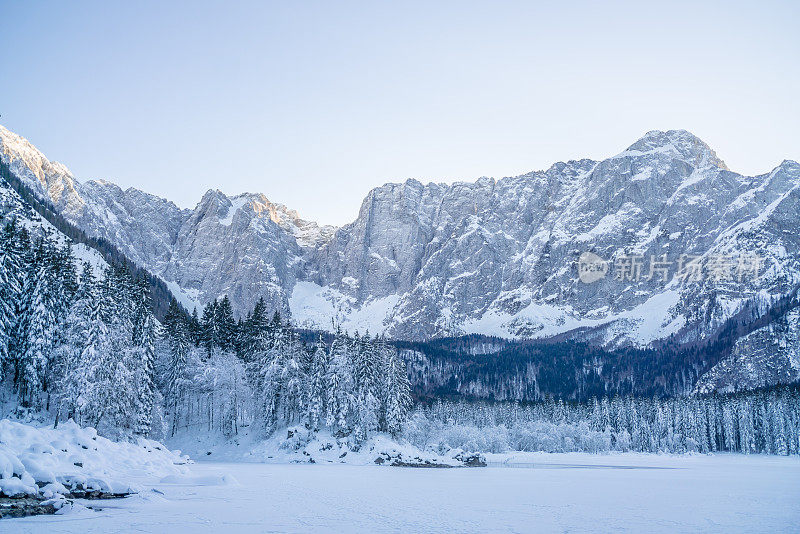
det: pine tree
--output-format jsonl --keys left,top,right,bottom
{"left": 0, "top": 221, "right": 23, "bottom": 380}
{"left": 54, "top": 262, "right": 96, "bottom": 425}
{"left": 216, "top": 295, "right": 236, "bottom": 353}
{"left": 75, "top": 284, "right": 113, "bottom": 426}
{"left": 18, "top": 239, "right": 60, "bottom": 406}
{"left": 200, "top": 300, "right": 219, "bottom": 355}
{"left": 385, "top": 353, "right": 411, "bottom": 436}
{"left": 162, "top": 298, "right": 191, "bottom": 436}
{"left": 352, "top": 332, "right": 379, "bottom": 442}
{"left": 326, "top": 331, "right": 353, "bottom": 435}
{"left": 133, "top": 277, "right": 157, "bottom": 436}
{"left": 307, "top": 336, "right": 329, "bottom": 431}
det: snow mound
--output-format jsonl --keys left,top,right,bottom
{"left": 247, "top": 427, "right": 485, "bottom": 467}
{"left": 0, "top": 419, "right": 189, "bottom": 498}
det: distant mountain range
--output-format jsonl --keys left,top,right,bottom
{"left": 1, "top": 124, "right": 798, "bottom": 393}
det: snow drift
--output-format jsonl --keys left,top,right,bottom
{"left": 0, "top": 419, "right": 189, "bottom": 499}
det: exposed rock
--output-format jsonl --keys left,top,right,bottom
{"left": 0, "top": 497, "right": 57, "bottom": 519}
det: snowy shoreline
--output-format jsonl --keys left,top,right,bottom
{"left": 7, "top": 456, "right": 800, "bottom": 533}
{"left": 3, "top": 416, "right": 799, "bottom": 531}
{"left": 0, "top": 419, "right": 189, "bottom": 518}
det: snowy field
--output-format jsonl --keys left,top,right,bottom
{"left": 5, "top": 454, "right": 800, "bottom": 533}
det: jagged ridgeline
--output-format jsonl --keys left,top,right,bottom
{"left": 0, "top": 157, "right": 176, "bottom": 320}
{"left": 2, "top": 125, "right": 800, "bottom": 397}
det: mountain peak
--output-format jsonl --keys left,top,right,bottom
{"left": 619, "top": 129, "right": 728, "bottom": 170}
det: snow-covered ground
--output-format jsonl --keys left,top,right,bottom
{"left": 6, "top": 454, "right": 799, "bottom": 533}
{"left": 0, "top": 419, "right": 188, "bottom": 500}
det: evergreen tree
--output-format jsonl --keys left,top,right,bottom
{"left": 326, "top": 331, "right": 353, "bottom": 435}
{"left": 0, "top": 221, "right": 23, "bottom": 380}
{"left": 216, "top": 295, "right": 236, "bottom": 352}
{"left": 307, "top": 336, "right": 329, "bottom": 431}
{"left": 166, "top": 315, "right": 190, "bottom": 436}
{"left": 385, "top": 352, "right": 412, "bottom": 436}
{"left": 133, "top": 277, "right": 157, "bottom": 436}
{"left": 18, "top": 239, "right": 60, "bottom": 406}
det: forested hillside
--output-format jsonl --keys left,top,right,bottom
{"left": 0, "top": 158, "right": 177, "bottom": 319}
{"left": 398, "top": 291, "right": 800, "bottom": 403}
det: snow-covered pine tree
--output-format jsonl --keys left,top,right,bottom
{"left": 18, "top": 238, "right": 61, "bottom": 407}
{"left": 200, "top": 299, "right": 219, "bottom": 356}
{"left": 55, "top": 263, "right": 97, "bottom": 425}
{"left": 84, "top": 266, "right": 139, "bottom": 431}
{"left": 71, "top": 275, "right": 112, "bottom": 426}
{"left": 254, "top": 329, "right": 283, "bottom": 431}
{"left": 385, "top": 352, "right": 411, "bottom": 436}
{"left": 326, "top": 330, "right": 354, "bottom": 436}
{"left": 278, "top": 331, "right": 307, "bottom": 426}
{"left": 43, "top": 240, "right": 78, "bottom": 411}
{"left": 163, "top": 299, "right": 190, "bottom": 435}
{"left": 352, "top": 332, "right": 379, "bottom": 442}
{"left": 306, "top": 335, "right": 329, "bottom": 431}
{"left": 0, "top": 221, "right": 24, "bottom": 381}
{"left": 132, "top": 276, "right": 157, "bottom": 436}
{"left": 215, "top": 295, "right": 236, "bottom": 353}
{"left": 239, "top": 296, "right": 268, "bottom": 363}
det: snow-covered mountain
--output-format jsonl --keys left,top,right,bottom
{"left": 0, "top": 158, "right": 107, "bottom": 276}
{"left": 2, "top": 125, "right": 798, "bottom": 352}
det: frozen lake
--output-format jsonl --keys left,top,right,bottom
{"left": 6, "top": 454, "right": 800, "bottom": 533}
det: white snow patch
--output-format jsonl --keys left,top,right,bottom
{"left": 9, "top": 455, "right": 800, "bottom": 533}
{"left": 289, "top": 281, "right": 398, "bottom": 335}
{"left": 164, "top": 280, "right": 203, "bottom": 313}
{"left": 70, "top": 243, "right": 108, "bottom": 276}
{"left": 461, "top": 289, "right": 683, "bottom": 347}
{"left": 218, "top": 196, "right": 248, "bottom": 226}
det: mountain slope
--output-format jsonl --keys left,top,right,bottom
{"left": 304, "top": 130, "right": 799, "bottom": 346}
{"left": 0, "top": 132, "right": 180, "bottom": 318}
{"left": 2, "top": 125, "right": 798, "bottom": 353}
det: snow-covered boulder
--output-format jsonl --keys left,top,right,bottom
{"left": 0, "top": 419, "right": 189, "bottom": 499}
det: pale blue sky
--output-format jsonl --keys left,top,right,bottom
{"left": 2, "top": 1, "right": 798, "bottom": 225}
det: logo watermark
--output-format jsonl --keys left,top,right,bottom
{"left": 577, "top": 252, "right": 762, "bottom": 284}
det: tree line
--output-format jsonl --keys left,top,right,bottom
{"left": 0, "top": 216, "right": 412, "bottom": 444}
{"left": 408, "top": 385, "right": 800, "bottom": 455}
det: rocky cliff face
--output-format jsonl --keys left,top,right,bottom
{"left": 308, "top": 130, "right": 799, "bottom": 347}
{"left": 2, "top": 125, "right": 798, "bottom": 354}
{"left": 694, "top": 308, "right": 800, "bottom": 394}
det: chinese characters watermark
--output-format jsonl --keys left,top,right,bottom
{"left": 578, "top": 252, "right": 762, "bottom": 284}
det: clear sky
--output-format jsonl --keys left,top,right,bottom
{"left": 2, "top": 1, "right": 798, "bottom": 226}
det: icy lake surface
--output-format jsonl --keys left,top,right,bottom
{"left": 6, "top": 454, "right": 800, "bottom": 533}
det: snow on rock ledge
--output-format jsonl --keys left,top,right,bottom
{"left": 0, "top": 419, "right": 190, "bottom": 499}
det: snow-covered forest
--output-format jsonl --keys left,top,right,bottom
{"left": 0, "top": 218, "right": 412, "bottom": 444}
{"left": 407, "top": 386, "right": 800, "bottom": 455}
{"left": 0, "top": 220, "right": 159, "bottom": 436}
{"left": 159, "top": 297, "right": 412, "bottom": 442}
